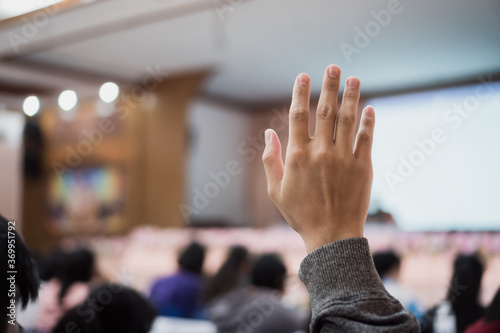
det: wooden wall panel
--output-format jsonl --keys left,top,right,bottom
{"left": 22, "top": 72, "right": 206, "bottom": 252}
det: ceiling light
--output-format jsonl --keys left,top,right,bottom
{"left": 99, "top": 82, "right": 119, "bottom": 103}
{"left": 58, "top": 90, "right": 77, "bottom": 111}
{"left": 23, "top": 96, "right": 40, "bottom": 116}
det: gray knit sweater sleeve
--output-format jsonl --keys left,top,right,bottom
{"left": 298, "top": 237, "right": 420, "bottom": 333}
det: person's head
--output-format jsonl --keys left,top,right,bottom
{"left": 446, "top": 254, "right": 483, "bottom": 304}
{"left": 178, "top": 242, "right": 205, "bottom": 275}
{"left": 251, "top": 254, "right": 286, "bottom": 292}
{"left": 39, "top": 248, "right": 65, "bottom": 281}
{"left": 485, "top": 287, "right": 500, "bottom": 322}
{"left": 52, "top": 284, "right": 157, "bottom": 333}
{"left": 446, "top": 254, "right": 484, "bottom": 332}
{"left": 202, "top": 245, "right": 249, "bottom": 303}
{"left": 373, "top": 251, "right": 401, "bottom": 279}
{"left": 55, "top": 248, "right": 95, "bottom": 304}
{"left": 225, "top": 246, "right": 249, "bottom": 269}
{"left": 0, "top": 214, "right": 39, "bottom": 333}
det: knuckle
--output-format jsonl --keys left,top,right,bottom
{"left": 313, "top": 150, "right": 331, "bottom": 164}
{"left": 317, "top": 104, "right": 335, "bottom": 120}
{"left": 354, "top": 160, "right": 366, "bottom": 170}
{"left": 363, "top": 115, "right": 375, "bottom": 127}
{"left": 267, "top": 186, "right": 278, "bottom": 200}
{"left": 333, "top": 151, "right": 350, "bottom": 163}
{"left": 338, "top": 112, "right": 355, "bottom": 126}
{"left": 295, "top": 84, "right": 308, "bottom": 95}
{"left": 344, "top": 89, "right": 358, "bottom": 101}
{"left": 288, "top": 149, "right": 307, "bottom": 165}
{"left": 289, "top": 107, "right": 308, "bottom": 121}
{"left": 262, "top": 151, "right": 273, "bottom": 165}
{"left": 323, "top": 79, "right": 338, "bottom": 91}
{"left": 357, "top": 130, "right": 371, "bottom": 142}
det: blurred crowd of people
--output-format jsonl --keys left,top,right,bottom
{"left": 373, "top": 250, "right": 500, "bottom": 333}
{"left": 2, "top": 212, "right": 310, "bottom": 333}
{"left": 2, "top": 213, "right": 500, "bottom": 333}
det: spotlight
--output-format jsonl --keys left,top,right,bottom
{"left": 99, "top": 82, "right": 119, "bottom": 103}
{"left": 23, "top": 96, "right": 40, "bottom": 116}
{"left": 58, "top": 90, "right": 77, "bottom": 111}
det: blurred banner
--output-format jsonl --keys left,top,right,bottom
{"left": 0, "top": 110, "right": 25, "bottom": 223}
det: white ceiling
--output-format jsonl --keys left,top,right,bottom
{"left": 0, "top": 0, "right": 499, "bottom": 109}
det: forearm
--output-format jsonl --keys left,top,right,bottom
{"left": 299, "top": 237, "right": 419, "bottom": 333}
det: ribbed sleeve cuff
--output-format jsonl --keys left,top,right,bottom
{"left": 299, "top": 237, "right": 386, "bottom": 312}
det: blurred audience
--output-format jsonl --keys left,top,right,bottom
{"left": 149, "top": 242, "right": 206, "bottom": 319}
{"left": 52, "top": 284, "right": 156, "bottom": 333}
{"left": 373, "top": 250, "right": 425, "bottom": 321}
{"left": 35, "top": 248, "right": 95, "bottom": 333}
{"left": 202, "top": 245, "right": 250, "bottom": 304}
{"left": 421, "top": 254, "right": 485, "bottom": 333}
{"left": 17, "top": 249, "right": 65, "bottom": 331}
{"left": 466, "top": 287, "right": 500, "bottom": 333}
{"left": 208, "top": 253, "right": 308, "bottom": 333}
{"left": 1, "top": 214, "right": 40, "bottom": 333}
{"left": 3, "top": 205, "right": 498, "bottom": 333}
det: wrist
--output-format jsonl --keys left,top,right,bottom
{"left": 302, "top": 231, "right": 364, "bottom": 253}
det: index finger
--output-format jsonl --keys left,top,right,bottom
{"left": 289, "top": 73, "right": 311, "bottom": 147}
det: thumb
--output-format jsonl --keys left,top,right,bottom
{"left": 262, "top": 129, "right": 284, "bottom": 200}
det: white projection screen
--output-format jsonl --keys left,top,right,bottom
{"left": 367, "top": 79, "right": 500, "bottom": 231}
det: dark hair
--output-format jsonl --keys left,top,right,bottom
{"left": 202, "top": 246, "right": 249, "bottom": 303}
{"left": 55, "top": 248, "right": 95, "bottom": 304}
{"left": 485, "top": 287, "right": 500, "bottom": 322}
{"left": 52, "top": 307, "right": 101, "bottom": 333}
{"left": 446, "top": 254, "right": 484, "bottom": 333}
{"left": 0, "top": 214, "right": 39, "bottom": 333}
{"left": 372, "top": 251, "right": 401, "bottom": 278}
{"left": 52, "top": 284, "right": 157, "bottom": 333}
{"left": 178, "top": 242, "right": 205, "bottom": 275}
{"left": 251, "top": 254, "right": 286, "bottom": 291}
{"left": 39, "top": 248, "right": 65, "bottom": 281}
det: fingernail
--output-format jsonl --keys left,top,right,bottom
{"left": 328, "top": 65, "right": 339, "bottom": 79}
{"left": 347, "top": 76, "right": 359, "bottom": 88}
{"left": 364, "top": 106, "right": 374, "bottom": 117}
{"left": 297, "top": 74, "right": 309, "bottom": 86}
{"left": 265, "top": 129, "right": 271, "bottom": 145}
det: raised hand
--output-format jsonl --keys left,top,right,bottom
{"left": 262, "top": 65, "right": 375, "bottom": 253}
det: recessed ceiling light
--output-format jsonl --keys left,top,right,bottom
{"left": 23, "top": 96, "right": 40, "bottom": 116}
{"left": 99, "top": 82, "right": 119, "bottom": 103}
{"left": 58, "top": 90, "right": 77, "bottom": 111}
